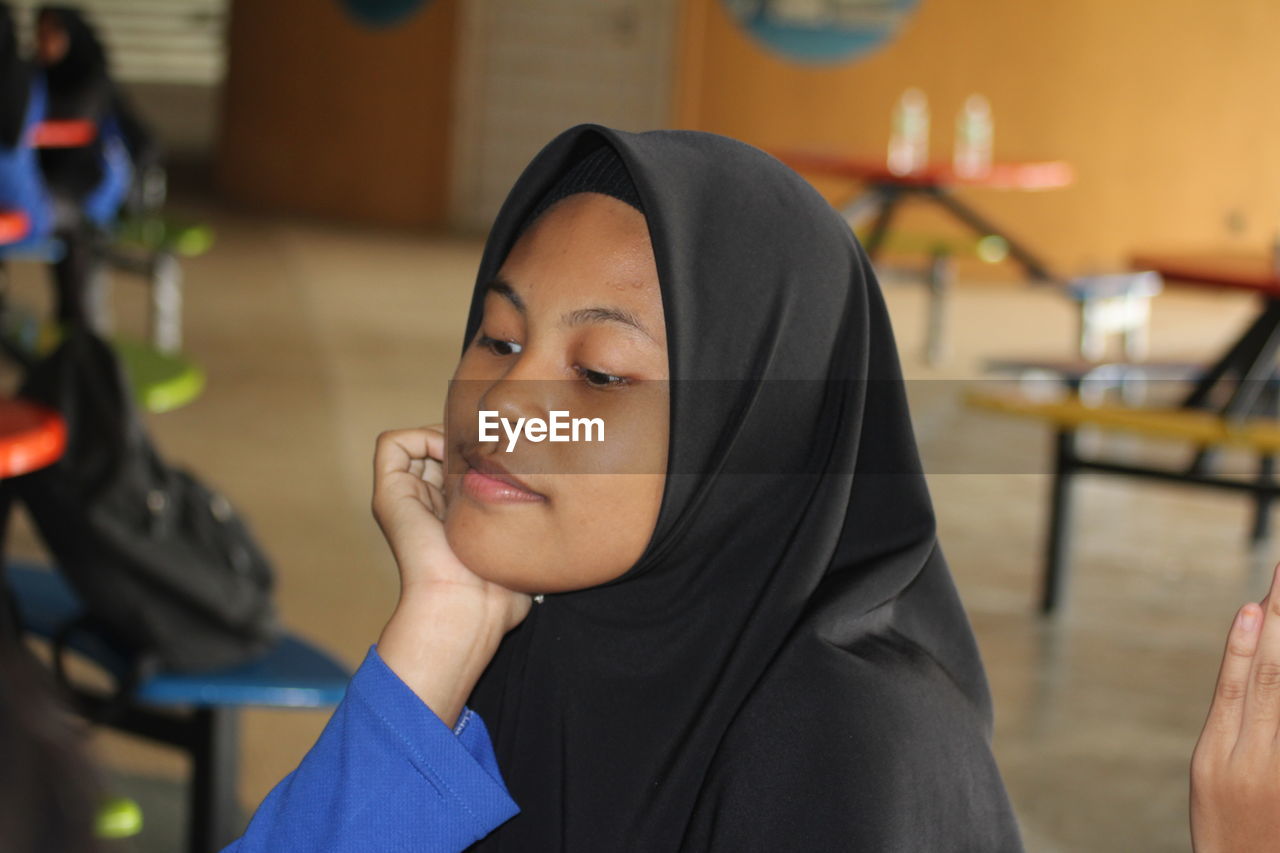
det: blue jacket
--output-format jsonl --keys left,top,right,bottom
{"left": 223, "top": 646, "right": 519, "bottom": 852}
{"left": 0, "top": 74, "right": 55, "bottom": 250}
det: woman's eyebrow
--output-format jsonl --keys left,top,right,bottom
{"left": 488, "top": 276, "right": 656, "bottom": 343}
{"left": 562, "top": 306, "right": 656, "bottom": 343}
{"left": 484, "top": 277, "right": 525, "bottom": 312}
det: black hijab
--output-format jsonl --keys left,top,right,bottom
{"left": 0, "top": 4, "right": 31, "bottom": 149}
{"left": 463, "top": 125, "right": 1022, "bottom": 851}
{"left": 37, "top": 6, "right": 109, "bottom": 119}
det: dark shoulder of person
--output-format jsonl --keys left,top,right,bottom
{"left": 0, "top": 648, "right": 102, "bottom": 852}
{"left": 680, "top": 629, "right": 1024, "bottom": 852}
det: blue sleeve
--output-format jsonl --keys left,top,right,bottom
{"left": 81, "top": 117, "right": 131, "bottom": 227}
{"left": 221, "top": 645, "right": 519, "bottom": 852}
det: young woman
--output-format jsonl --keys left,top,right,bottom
{"left": 31, "top": 6, "right": 159, "bottom": 330}
{"left": 33, "top": 6, "right": 135, "bottom": 225}
{"left": 226, "top": 123, "right": 1023, "bottom": 851}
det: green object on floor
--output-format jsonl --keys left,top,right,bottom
{"left": 112, "top": 336, "right": 207, "bottom": 414}
{"left": 95, "top": 796, "right": 143, "bottom": 839}
{"left": 115, "top": 215, "right": 215, "bottom": 257}
{"left": 32, "top": 323, "right": 206, "bottom": 414}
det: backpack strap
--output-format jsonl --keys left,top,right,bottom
{"left": 51, "top": 614, "right": 159, "bottom": 726}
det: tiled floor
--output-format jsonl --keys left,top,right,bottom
{"left": 14, "top": 198, "right": 1270, "bottom": 851}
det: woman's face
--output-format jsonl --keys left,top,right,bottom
{"left": 444, "top": 192, "right": 669, "bottom": 594}
{"left": 35, "top": 15, "right": 67, "bottom": 66}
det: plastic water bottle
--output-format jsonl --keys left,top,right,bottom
{"left": 953, "top": 94, "right": 993, "bottom": 178}
{"left": 887, "top": 88, "right": 929, "bottom": 176}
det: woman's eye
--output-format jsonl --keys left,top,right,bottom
{"left": 477, "top": 334, "right": 522, "bottom": 357}
{"left": 577, "top": 366, "right": 628, "bottom": 389}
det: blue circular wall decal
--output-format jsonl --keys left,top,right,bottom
{"left": 339, "top": 0, "right": 433, "bottom": 28}
{"left": 721, "top": 0, "right": 920, "bottom": 65}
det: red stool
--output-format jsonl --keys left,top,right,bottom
{"left": 0, "top": 210, "right": 30, "bottom": 246}
{"left": 29, "top": 120, "right": 96, "bottom": 149}
{"left": 0, "top": 398, "right": 65, "bottom": 478}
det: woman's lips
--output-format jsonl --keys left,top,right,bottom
{"left": 461, "top": 464, "right": 547, "bottom": 504}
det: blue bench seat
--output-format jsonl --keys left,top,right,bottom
{"left": 6, "top": 561, "right": 350, "bottom": 852}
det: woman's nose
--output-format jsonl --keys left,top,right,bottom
{"left": 479, "top": 381, "right": 548, "bottom": 426}
{"left": 477, "top": 353, "right": 566, "bottom": 424}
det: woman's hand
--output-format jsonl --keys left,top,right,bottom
{"left": 371, "top": 425, "right": 532, "bottom": 727}
{"left": 1190, "top": 562, "right": 1280, "bottom": 852}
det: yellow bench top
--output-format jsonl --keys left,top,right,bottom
{"left": 965, "top": 389, "right": 1280, "bottom": 454}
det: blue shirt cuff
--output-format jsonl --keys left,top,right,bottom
{"left": 355, "top": 645, "right": 519, "bottom": 831}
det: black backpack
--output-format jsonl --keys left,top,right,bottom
{"left": 9, "top": 327, "right": 280, "bottom": 673}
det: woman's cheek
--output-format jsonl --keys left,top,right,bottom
{"left": 443, "top": 509, "right": 505, "bottom": 581}
{"left": 552, "top": 477, "right": 654, "bottom": 583}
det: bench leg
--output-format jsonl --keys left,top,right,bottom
{"left": 1078, "top": 299, "right": 1104, "bottom": 363}
{"left": 52, "top": 228, "right": 104, "bottom": 330}
{"left": 1249, "top": 385, "right": 1280, "bottom": 547}
{"left": 149, "top": 252, "right": 182, "bottom": 354}
{"left": 188, "top": 707, "right": 240, "bottom": 853}
{"left": 838, "top": 187, "right": 891, "bottom": 232}
{"left": 1252, "top": 455, "right": 1275, "bottom": 547}
{"left": 925, "top": 186, "right": 1060, "bottom": 283}
{"left": 1183, "top": 299, "right": 1280, "bottom": 409}
{"left": 1043, "top": 429, "right": 1077, "bottom": 615}
{"left": 86, "top": 263, "right": 113, "bottom": 336}
{"left": 924, "top": 251, "right": 950, "bottom": 365}
{"left": 861, "top": 187, "right": 902, "bottom": 260}
{"left": 1223, "top": 320, "right": 1280, "bottom": 423}
{"left": 1122, "top": 295, "right": 1152, "bottom": 362}
{"left": 1186, "top": 301, "right": 1280, "bottom": 478}
{"left": 0, "top": 486, "right": 16, "bottom": 645}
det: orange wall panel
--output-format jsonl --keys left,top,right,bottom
{"left": 677, "top": 0, "right": 1280, "bottom": 273}
{"left": 217, "top": 0, "right": 457, "bottom": 228}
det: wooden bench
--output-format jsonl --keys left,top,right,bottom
{"left": 983, "top": 359, "right": 1203, "bottom": 406}
{"left": 965, "top": 389, "right": 1280, "bottom": 613}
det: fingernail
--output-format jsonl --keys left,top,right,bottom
{"left": 1242, "top": 607, "right": 1260, "bottom": 633}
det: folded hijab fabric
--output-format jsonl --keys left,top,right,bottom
{"left": 522, "top": 143, "right": 645, "bottom": 228}
{"left": 464, "top": 124, "right": 1023, "bottom": 851}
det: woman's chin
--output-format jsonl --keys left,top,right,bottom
{"left": 443, "top": 516, "right": 546, "bottom": 594}
{"left": 442, "top": 499, "right": 642, "bottom": 595}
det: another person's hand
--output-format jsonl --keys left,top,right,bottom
{"left": 372, "top": 425, "right": 532, "bottom": 727}
{"left": 1190, "top": 562, "right": 1280, "bottom": 852}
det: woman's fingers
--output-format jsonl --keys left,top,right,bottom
{"left": 1202, "top": 603, "right": 1263, "bottom": 747}
{"left": 422, "top": 452, "right": 444, "bottom": 487}
{"left": 1243, "top": 563, "right": 1280, "bottom": 738}
{"left": 371, "top": 427, "right": 448, "bottom": 528}
{"left": 424, "top": 481, "right": 446, "bottom": 520}
{"left": 374, "top": 427, "right": 445, "bottom": 477}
